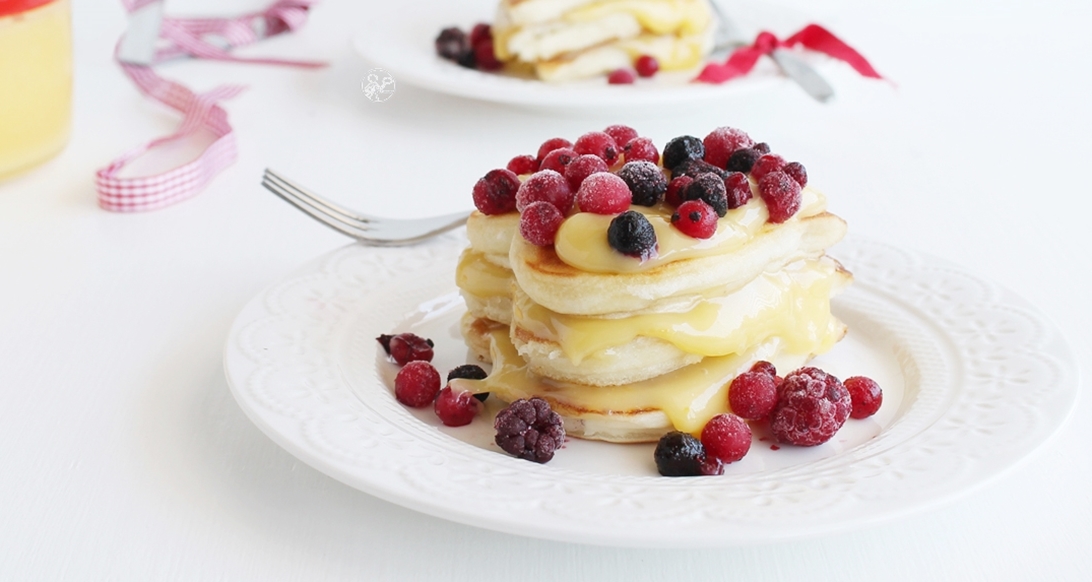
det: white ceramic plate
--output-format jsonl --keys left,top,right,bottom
{"left": 224, "top": 235, "right": 1078, "bottom": 547}
{"left": 350, "top": 0, "right": 813, "bottom": 108}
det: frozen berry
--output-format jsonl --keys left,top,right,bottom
{"left": 519, "top": 201, "right": 564, "bottom": 246}
{"left": 494, "top": 397, "right": 565, "bottom": 463}
{"left": 671, "top": 199, "right": 718, "bottom": 239}
{"left": 394, "top": 361, "right": 441, "bottom": 407}
{"left": 724, "top": 171, "right": 752, "bottom": 209}
{"left": 573, "top": 131, "right": 621, "bottom": 167}
{"left": 635, "top": 54, "right": 660, "bottom": 77}
{"left": 662, "top": 135, "right": 704, "bottom": 171}
{"left": 564, "top": 153, "right": 609, "bottom": 191}
{"left": 448, "top": 364, "right": 489, "bottom": 402}
{"left": 472, "top": 168, "right": 520, "bottom": 215}
{"left": 665, "top": 175, "right": 693, "bottom": 207}
{"left": 434, "top": 386, "right": 483, "bottom": 426}
{"left": 506, "top": 154, "right": 539, "bottom": 175}
{"left": 386, "top": 333, "right": 435, "bottom": 365}
{"left": 750, "top": 153, "right": 786, "bottom": 180}
{"left": 468, "top": 23, "right": 491, "bottom": 48}
{"left": 539, "top": 147, "right": 578, "bottom": 175}
{"left": 623, "top": 136, "right": 660, "bottom": 164}
{"left": 758, "top": 170, "right": 802, "bottom": 223}
{"left": 474, "top": 38, "right": 503, "bottom": 71}
{"left": 844, "top": 376, "right": 883, "bottom": 419}
{"left": 702, "top": 126, "right": 754, "bottom": 169}
{"left": 536, "top": 137, "right": 573, "bottom": 162}
{"left": 725, "top": 147, "right": 761, "bottom": 173}
{"left": 683, "top": 172, "right": 728, "bottom": 217}
{"left": 654, "top": 431, "right": 707, "bottom": 476}
{"left": 435, "top": 27, "right": 469, "bottom": 62}
{"left": 617, "top": 160, "right": 667, "bottom": 206}
{"left": 607, "top": 68, "right": 636, "bottom": 84}
{"left": 728, "top": 371, "right": 778, "bottom": 420}
{"left": 576, "top": 172, "right": 631, "bottom": 214}
{"left": 771, "top": 367, "right": 851, "bottom": 446}
{"left": 672, "top": 158, "right": 728, "bottom": 180}
{"left": 701, "top": 413, "right": 752, "bottom": 463}
{"left": 783, "top": 161, "right": 808, "bottom": 187}
{"left": 515, "top": 170, "right": 574, "bottom": 214}
{"left": 750, "top": 360, "right": 777, "bottom": 377}
{"left": 456, "top": 50, "right": 477, "bottom": 69}
{"left": 753, "top": 142, "right": 771, "bottom": 154}
{"left": 603, "top": 124, "right": 639, "bottom": 147}
{"left": 607, "top": 210, "right": 657, "bottom": 260}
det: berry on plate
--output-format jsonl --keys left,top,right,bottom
{"left": 844, "top": 376, "right": 883, "bottom": 419}
{"left": 770, "top": 367, "right": 851, "bottom": 446}
{"left": 394, "top": 361, "right": 442, "bottom": 408}
{"left": 701, "top": 413, "right": 752, "bottom": 463}
{"left": 494, "top": 397, "right": 565, "bottom": 463}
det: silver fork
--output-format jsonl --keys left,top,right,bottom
{"left": 261, "top": 169, "right": 471, "bottom": 246}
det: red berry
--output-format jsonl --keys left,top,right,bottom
{"left": 468, "top": 23, "right": 491, "bottom": 48}
{"left": 474, "top": 38, "right": 503, "bottom": 71}
{"left": 603, "top": 124, "right": 639, "bottom": 147}
{"left": 750, "top": 153, "right": 786, "bottom": 180}
{"left": 670, "top": 199, "right": 718, "bottom": 239}
{"left": 515, "top": 170, "right": 574, "bottom": 214}
{"left": 519, "top": 200, "right": 564, "bottom": 246}
{"left": 783, "top": 161, "right": 808, "bottom": 187}
{"left": 395, "top": 361, "right": 441, "bottom": 407}
{"left": 573, "top": 131, "right": 621, "bottom": 167}
{"left": 387, "top": 332, "right": 435, "bottom": 365}
{"left": 844, "top": 376, "right": 883, "bottom": 419}
{"left": 576, "top": 172, "right": 631, "bottom": 215}
{"left": 623, "top": 136, "right": 660, "bottom": 164}
{"left": 539, "top": 147, "right": 578, "bottom": 175}
{"left": 506, "top": 154, "right": 539, "bottom": 175}
{"left": 607, "top": 68, "right": 636, "bottom": 84}
{"left": 728, "top": 371, "right": 778, "bottom": 420}
{"left": 701, "top": 413, "right": 752, "bottom": 463}
{"left": 536, "top": 137, "right": 573, "bottom": 162}
{"left": 770, "top": 367, "right": 851, "bottom": 446}
{"left": 564, "top": 154, "right": 609, "bottom": 191}
{"left": 472, "top": 168, "right": 520, "bottom": 215}
{"left": 634, "top": 54, "right": 660, "bottom": 77}
{"left": 750, "top": 360, "right": 777, "bottom": 377}
{"left": 665, "top": 175, "right": 693, "bottom": 207}
{"left": 703, "top": 127, "right": 754, "bottom": 169}
{"left": 724, "top": 171, "right": 753, "bottom": 209}
{"left": 434, "top": 386, "right": 483, "bottom": 426}
{"left": 758, "top": 170, "right": 802, "bottom": 223}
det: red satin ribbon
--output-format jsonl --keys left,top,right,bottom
{"left": 696, "top": 24, "right": 882, "bottom": 84}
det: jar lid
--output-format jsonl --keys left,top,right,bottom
{"left": 0, "top": 0, "right": 56, "bottom": 18}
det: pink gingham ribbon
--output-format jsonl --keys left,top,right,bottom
{"left": 97, "top": 0, "right": 324, "bottom": 212}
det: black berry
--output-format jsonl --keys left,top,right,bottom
{"left": 671, "top": 158, "right": 728, "bottom": 180}
{"left": 654, "top": 431, "right": 707, "bottom": 476}
{"left": 448, "top": 364, "right": 489, "bottom": 402}
{"left": 617, "top": 160, "right": 667, "bottom": 206}
{"left": 662, "top": 135, "right": 705, "bottom": 171}
{"left": 435, "top": 27, "right": 470, "bottom": 62}
{"left": 607, "top": 210, "right": 658, "bottom": 260}
{"left": 494, "top": 397, "right": 565, "bottom": 463}
{"left": 725, "top": 148, "right": 761, "bottom": 173}
{"left": 753, "top": 142, "right": 771, "bottom": 154}
{"left": 684, "top": 173, "right": 728, "bottom": 217}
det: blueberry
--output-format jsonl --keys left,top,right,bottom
{"left": 684, "top": 173, "right": 728, "bottom": 217}
{"left": 671, "top": 158, "right": 728, "bottom": 180}
{"left": 617, "top": 161, "right": 667, "bottom": 207}
{"left": 448, "top": 364, "right": 489, "bottom": 402}
{"left": 607, "top": 211, "right": 658, "bottom": 261}
{"left": 662, "top": 135, "right": 705, "bottom": 171}
{"left": 726, "top": 148, "right": 761, "bottom": 173}
{"left": 654, "top": 431, "right": 706, "bottom": 477}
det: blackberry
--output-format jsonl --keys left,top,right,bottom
{"left": 494, "top": 397, "right": 565, "bottom": 463}
{"left": 753, "top": 142, "right": 771, "bottom": 154}
{"left": 654, "top": 431, "right": 708, "bottom": 477}
{"left": 671, "top": 158, "right": 728, "bottom": 180}
{"left": 725, "top": 148, "right": 761, "bottom": 173}
{"left": 683, "top": 173, "right": 728, "bottom": 217}
{"left": 662, "top": 135, "right": 705, "bottom": 171}
{"left": 607, "top": 211, "right": 658, "bottom": 261}
{"left": 434, "top": 27, "right": 470, "bottom": 62}
{"left": 448, "top": 364, "right": 489, "bottom": 402}
{"left": 617, "top": 160, "right": 667, "bottom": 206}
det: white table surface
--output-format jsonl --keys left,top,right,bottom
{"left": 2, "top": 0, "right": 1090, "bottom": 579}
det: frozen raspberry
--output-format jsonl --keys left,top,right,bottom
{"left": 771, "top": 367, "right": 851, "bottom": 446}
{"left": 662, "top": 135, "right": 705, "bottom": 171}
{"left": 472, "top": 168, "right": 520, "bottom": 215}
{"left": 394, "top": 361, "right": 441, "bottom": 408}
{"left": 683, "top": 173, "right": 728, "bottom": 217}
{"left": 654, "top": 431, "right": 711, "bottom": 476}
{"left": 623, "top": 136, "right": 660, "bottom": 164}
{"left": 536, "top": 137, "right": 573, "bottom": 162}
{"left": 783, "top": 161, "right": 808, "bottom": 187}
{"left": 468, "top": 23, "right": 491, "bottom": 48}
{"left": 607, "top": 210, "right": 657, "bottom": 260}
{"left": 844, "top": 376, "right": 883, "bottom": 419}
{"left": 724, "top": 171, "right": 752, "bottom": 209}
{"left": 728, "top": 371, "right": 778, "bottom": 420}
{"left": 519, "top": 201, "right": 564, "bottom": 246}
{"left": 564, "top": 153, "right": 609, "bottom": 191}
{"left": 725, "top": 147, "right": 761, "bottom": 173}
{"left": 670, "top": 199, "right": 718, "bottom": 239}
{"left": 603, "top": 124, "right": 639, "bottom": 147}
{"left": 539, "top": 147, "right": 578, "bottom": 175}
{"left": 506, "top": 154, "right": 539, "bottom": 175}
{"left": 515, "top": 170, "right": 574, "bottom": 214}
{"left": 576, "top": 172, "right": 631, "bottom": 214}
{"left": 573, "top": 131, "right": 621, "bottom": 167}
{"left": 635, "top": 54, "right": 660, "bottom": 77}
{"left": 448, "top": 363, "right": 489, "bottom": 402}
{"left": 434, "top": 27, "right": 470, "bottom": 62}
{"left": 494, "top": 397, "right": 565, "bottom": 463}
{"left": 750, "top": 360, "right": 777, "bottom": 377}
{"left": 434, "top": 386, "right": 484, "bottom": 426}
{"left": 617, "top": 160, "right": 667, "bottom": 206}
{"left": 753, "top": 142, "right": 771, "bottom": 154}
{"left": 701, "top": 414, "right": 752, "bottom": 463}
{"left": 607, "top": 68, "right": 636, "bottom": 84}
{"left": 665, "top": 175, "right": 693, "bottom": 207}
{"left": 385, "top": 333, "right": 435, "bottom": 365}
{"left": 702, "top": 127, "right": 754, "bottom": 169}
{"left": 474, "top": 38, "right": 503, "bottom": 71}
{"left": 672, "top": 158, "right": 728, "bottom": 181}
{"left": 750, "top": 153, "right": 786, "bottom": 180}
{"left": 758, "top": 170, "right": 802, "bottom": 223}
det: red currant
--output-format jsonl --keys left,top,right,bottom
{"left": 844, "top": 376, "right": 883, "bottom": 419}
{"left": 607, "top": 68, "right": 635, "bottom": 84}
{"left": 515, "top": 170, "right": 574, "bottom": 214}
{"left": 472, "top": 168, "right": 520, "bottom": 215}
{"left": 519, "top": 200, "right": 564, "bottom": 246}
{"left": 701, "top": 414, "right": 752, "bottom": 463}
{"left": 395, "top": 361, "right": 441, "bottom": 407}
{"left": 434, "top": 386, "right": 483, "bottom": 426}
{"left": 634, "top": 55, "right": 659, "bottom": 77}
{"left": 670, "top": 199, "right": 718, "bottom": 239}
{"left": 576, "top": 173, "right": 631, "bottom": 215}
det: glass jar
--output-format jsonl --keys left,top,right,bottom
{"left": 0, "top": 0, "right": 72, "bottom": 180}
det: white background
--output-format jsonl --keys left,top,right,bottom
{"left": 1, "top": 0, "right": 1090, "bottom": 579}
